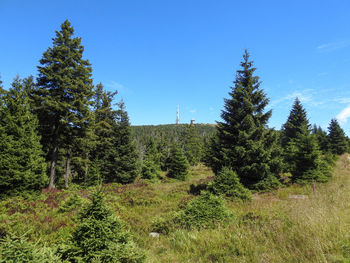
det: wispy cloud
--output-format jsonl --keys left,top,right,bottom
{"left": 106, "top": 81, "right": 126, "bottom": 92}
{"left": 189, "top": 109, "right": 197, "bottom": 114}
{"left": 334, "top": 97, "right": 350, "bottom": 104}
{"left": 271, "top": 90, "right": 313, "bottom": 107}
{"left": 337, "top": 105, "right": 350, "bottom": 124}
{"left": 317, "top": 40, "right": 350, "bottom": 52}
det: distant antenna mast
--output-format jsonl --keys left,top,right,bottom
{"left": 176, "top": 104, "right": 179, "bottom": 124}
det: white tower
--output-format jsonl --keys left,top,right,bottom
{"left": 176, "top": 105, "right": 179, "bottom": 124}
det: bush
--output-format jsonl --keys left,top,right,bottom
{"left": 0, "top": 235, "right": 61, "bottom": 263}
{"left": 176, "top": 192, "right": 232, "bottom": 230}
{"left": 152, "top": 192, "right": 232, "bottom": 232}
{"left": 58, "top": 188, "right": 145, "bottom": 263}
{"left": 58, "top": 193, "right": 84, "bottom": 213}
{"left": 209, "top": 167, "right": 252, "bottom": 200}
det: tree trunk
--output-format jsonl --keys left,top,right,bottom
{"left": 64, "top": 157, "right": 71, "bottom": 189}
{"left": 48, "top": 142, "right": 58, "bottom": 189}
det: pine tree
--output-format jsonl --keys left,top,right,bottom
{"left": 311, "top": 124, "right": 329, "bottom": 153}
{"left": 35, "top": 20, "right": 94, "bottom": 188}
{"left": 90, "top": 83, "right": 119, "bottom": 183}
{"left": 281, "top": 98, "right": 310, "bottom": 147}
{"left": 184, "top": 124, "right": 203, "bottom": 166}
{"left": 141, "top": 137, "right": 161, "bottom": 180}
{"left": 59, "top": 188, "right": 145, "bottom": 262}
{"left": 167, "top": 143, "right": 189, "bottom": 180}
{"left": 285, "top": 133, "right": 331, "bottom": 183}
{"left": 0, "top": 77, "right": 47, "bottom": 196}
{"left": 328, "top": 118, "right": 347, "bottom": 155}
{"left": 111, "top": 101, "right": 139, "bottom": 183}
{"left": 210, "top": 50, "right": 281, "bottom": 189}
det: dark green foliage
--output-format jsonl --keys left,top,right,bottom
{"left": 0, "top": 77, "right": 47, "bottom": 197}
{"left": 141, "top": 137, "right": 161, "bottom": 180}
{"left": 167, "top": 144, "right": 189, "bottom": 180}
{"left": 312, "top": 124, "right": 330, "bottom": 153}
{"left": 152, "top": 192, "right": 232, "bottom": 233}
{"left": 184, "top": 124, "right": 203, "bottom": 166}
{"left": 35, "top": 20, "right": 94, "bottom": 188}
{"left": 111, "top": 101, "right": 139, "bottom": 184}
{"left": 210, "top": 167, "right": 252, "bottom": 201}
{"left": 285, "top": 134, "right": 331, "bottom": 183}
{"left": 141, "top": 158, "right": 160, "bottom": 180}
{"left": 189, "top": 182, "right": 208, "bottom": 195}
{"left": 132, "top": 124, "right": 215, "bottom": 170}
{"left": 58, "top": 188, "right": 145, "bottom": 263}
{"left": 281, "top": 98, "right": 310, "bottom": 147}
{"left": 328, "top": 119, "right": 348, "bottom": 155}
{"left": 0, "top": 235, "right": 61, "bottom": 263}
{"left": 90, "top": 83, "right": 118, "bottom": 183}
{"left": 177, "top": 192, "right": 232, "bottom": 229}
{"left": 208, "top": 50, "right": 282, "bottom": 189}
{"left": 58, "top": 193, "right": 84, "bottom": 213}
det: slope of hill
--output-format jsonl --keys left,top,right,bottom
{"left": 0, "top": 156, "right": 349, "bottom": 262}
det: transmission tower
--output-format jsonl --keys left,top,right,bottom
{"left": 176, "top": 104, "right": 179, "bottom": 124}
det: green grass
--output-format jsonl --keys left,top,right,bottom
{"left": 1, "top": 157, "right": 350, "bottom": 262}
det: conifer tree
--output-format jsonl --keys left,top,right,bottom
{"left": 90, "top": 83, "right": 119, "bottom": 183}
{"left": 141, "top": 137, "right": 161, "bottom": 180}
{"left": 167, "top": 143, "right": 189, "bottom": 180}
{"left": 328, "top": 118, "right": 348, "bottom": 155}
{"left": 35, "top": 20, "right": 94, "bottom": 188}
{"left": 0, "top": 77, "right": 47, "bottom": 196}
{"left": 184, "top": 124, "right": 203, "bottom": 166}
{"left": 111, "top": 101, "right": 139, "bottom": 183}
{"left": 311, "top": 124, "right": 330, "bottom": 153}
{"left": 210, "top": 50, "right": 281, "bottom": 189}
{"left": 285, "top": 133, "right": 331, "bottom": 183}
{"left": 59, "top": 188, "right": 145, "bottom": 262}
{"left": 281, "top": 98, "right": 310, "bottom": 147}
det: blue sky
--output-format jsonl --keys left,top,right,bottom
{"left": 1, "top": 0, "right": 350, "bottom": 135}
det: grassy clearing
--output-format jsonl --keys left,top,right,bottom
{"left": 1, "top": 157, "right": 350, "bottom": 262}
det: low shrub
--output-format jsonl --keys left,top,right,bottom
{"left": 209, "top": 167, "right": 252, "bottom": 200}
{"left": 58, "top": 188, "right": 145, "bottom": 263}
{"left": 152, "top": 192, "right": 232, "bottom": 233}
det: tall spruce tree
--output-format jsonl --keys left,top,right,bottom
{"left": 90, "top": 83, "right": 119, "bottom": 183}
{"left": 210, "top": 50, "right": 281, "bottom": 189}
{"left": 281, "top": 98, "right": 310, "bottom": 147}
{"left": 328, "top": 119, "right": 347, "bottom": 155}
{"left": 110, "top": 101, "right": 139, "bottom": 183}
{"left": 0, "top": 77, "right": 47, "bottom": 196}
{"left": 311, "top": 124, "right": 330, "bottom": 153}
{"left": 35, "top": 20, "right": 94, "bottom": 188}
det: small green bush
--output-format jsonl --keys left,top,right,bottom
{"left": 0, "top": 235, "right": 61, "bottom": 263}
{"left": 210, "top": 167, "right": 252, "bottom": 200}
{"left": 58, "top": 194, "right": 84, "bottom": 213}
{"left": 58, "top": 188, "right": 145, "bottom": 263}
{"left": 176, "top": 192, "right": 232, "bottom": 230}
{"left": 152, "top": 192, "right": 232, "bottom": 232}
